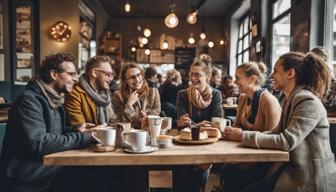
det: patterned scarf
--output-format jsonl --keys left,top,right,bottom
{"left": 187, "top": 84, "right": 213, "bottom": 110}
{"left": 79, "top": 74, "right": 111, "bottom": 124}
{"left": 35, "top": 79, "right": 64, "bottom": 109}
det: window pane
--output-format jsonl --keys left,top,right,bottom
{"left": 244, "top": 17, "right": 249, "bottom": 35}
{"left": 238, "top": 40, "right": 242, "bottom": 53}
{"left": 238, "top": 54, "right": 242, "bottom": 65}
{"left": 273, "top": 0, "right": 291, "bottom": 19}
{"left": 243, "top": 35, "right": 249, "bottom": 50}
{"left": 239, "top": 23, "right": 243, "bottom": 38}
{"left": 272, "top": 13, "right": 291, "bottom": 68}
{"left": 243, "top": 51, "right": 249, "bottom": 63}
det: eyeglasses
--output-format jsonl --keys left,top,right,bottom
{"left": 189, "top": 72, "right": 204, "bottom": 78}
{"left": 126, "top": 73, "right": 143, "bottom": 81}
{"left": 95, "top": 69, "right": 113, "bottom": 78}
{"left": 61, "top": 71, "right": 77, "bottom": 77}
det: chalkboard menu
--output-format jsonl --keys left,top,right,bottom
{"left": 174, "top": 47, "right": 196, "bottom": 69}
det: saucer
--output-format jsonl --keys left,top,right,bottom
{"left": 124, "top": 146, "right": 156, "bottom": 154}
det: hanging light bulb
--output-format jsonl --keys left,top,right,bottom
{"left": 145, "top": 49, "right": 151, "bottom": 55}
{"left": 165, "top": 4, "right": 178, "bottom": 28}
{"left": 186, "top": 10, "right": 197, "bottom": 24}
{"left": 143, "top": 28, "right": 151, "bottom": 37}
{"left": 162, "top": 40, "right": 169, "bottom": 50}
{"left": 220, "top": 40, "right": 225, "bottom": 45}
{"left": 200, "top": 32, "right": 206, "bottom": 40}
{"left": 131, "top": 47, "right": 136, "bottom": 52}
{"left": 124, "top": 1, "right": 131, "bottom": 13}
{"left": 165, "top": 13, "right": 178, "bottom": 28}
{"left": 141, "top": 37, "right": 148, "bottom": 45}
{"left": 188, "top": 36, "right": 195, "bottom": 44}
{"left": 208, "top": 41, "right": 214, "bottom": 48}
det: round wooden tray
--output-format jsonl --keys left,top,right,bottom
{"left": 173, "top": 136, "right": 218, "bottom": 145}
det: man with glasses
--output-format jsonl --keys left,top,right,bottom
{"left": 65, "top": 56, "right": 117, "bottom": 126}
{"left": 0, "top": 53, "right": 116, "bottom": 192}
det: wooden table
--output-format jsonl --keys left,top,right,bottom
{"left": 223, "top": 104, "right": 238, "bottom": 110}
{"left": 44, "top": 140, "right": 289, "bottom": 166}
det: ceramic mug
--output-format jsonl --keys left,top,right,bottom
{"left": 211, "top": 117, "right": 232, "bottom": 133}
{"left": 92, "top": 127, "right": 116, "bottom": 146}
{"left": 122, "top": 130, "right": 147, "bottom": 151}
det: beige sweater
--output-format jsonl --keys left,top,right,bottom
{"left": 234, "top": 90, "right": 281, "bottom": 132}
{"left": 112, "top": 87, "right": 161, "bottom": 129}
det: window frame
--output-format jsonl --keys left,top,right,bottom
{"left": 270, "top": 0, "right": 291, "bottom": 69}
{"left": 236, "top": 12, "right": 252, "bottom": 66}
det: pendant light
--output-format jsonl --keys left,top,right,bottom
{"left": 124, "top": 1, "right": 131, "bottom": 13}
{"left": 143, "top": 28, "right": 151, "bottom": 37}
{"left": 187, "top": 10, "right": 197, "bottom": 24}
{"left": 165, "top": 3, "right": 178, "bottom": 28}
{"left": 145, "top": 49, "right": 151, "bottom": 55}
{"left": 208, "top": 41, "right": 214, "bottom": 48}
{"left": 162, "top": 40, "right": 169, "bottom": 50}
{"left": 188, "top": 34, "right": 195, "bottom": 44}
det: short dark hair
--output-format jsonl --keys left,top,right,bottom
{"left": 40, "top": 53, "right": 76, "bottom": 83}
{"left": 144, "top": 67, "right": 157, "bottom": 80}
{"left": 85, "top": 56, "right": 111, "bottom": 73}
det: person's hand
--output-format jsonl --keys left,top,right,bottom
{"left": 77, "top": 123, "right": 96, "bottom": 133}
{"left": 223, "top": 126, "right": 243, "bottom": 141}
{"left": 197, "top": 120, "right": 211, "bottom": 127}
{"left": 126, "top": 91, "right": 139, "bottom": 107}
{"left": 0, "top": 97, "right": 5, "bottom": 104}
{"left": 140, "top": 116, "right": 149, "bottom": 131}
{"left": 177, "top": 114, "right": 191, "bottom": 128}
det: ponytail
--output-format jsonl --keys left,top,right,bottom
{"left": 301, "top": 53, "right": 331, "bottom": 98}
{"left": 279, "top": 52, "right": 331, "bottom": 98}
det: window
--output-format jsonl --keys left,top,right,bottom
{"left": 271, "top": 0, "right": 291, "bottom": 68}
{"left": 236, "top": 14, "right": 252, "bottom": 66}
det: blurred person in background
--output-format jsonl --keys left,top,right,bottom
{"left": 144, "top": 66, "right": 160, "bottom": 89}
{"left": 310, "top": 47, "right": 336, "bottom": 114}
{"left": 160, "top": 69, "right": 182, "bottom": 123}
{"left": 210, "top": 67, "right": 222, "bottom": 89}
{"left": 221, "top": 75, "right": 239, "bottom": 102}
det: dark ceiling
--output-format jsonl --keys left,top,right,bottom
{"left": 98, "top": 0, "right": 238, "bottom": 19}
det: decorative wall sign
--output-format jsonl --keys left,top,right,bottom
{"left": 136, "top": 49, "right": 148, "bottom": 63}
{"left": 174, "top": 47, "right": 196, "bottom": 69}
{"left": 149, "top": 49, "right": 162, "bottom": 63}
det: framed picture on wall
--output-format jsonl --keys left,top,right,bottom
{"left": 17, "top": 53, "right": 33, "bottom": 68}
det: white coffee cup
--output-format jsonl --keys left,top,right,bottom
{"left": 92, "top": 127, "right": 116, "bottom": 146}
{"left": 226, "top": 97, "right": 234, "bottom": 105}
{"left": 123, "top": 130, "right": 147, "bottom": 151}
{"left": 147, "top": 115, "right": 162, "bottom": 138}
{"left": 211, "top": 117, "right": 231, "bottom": 133}
{"left": 161, "top": 117, "right": 172, "bottom": 134}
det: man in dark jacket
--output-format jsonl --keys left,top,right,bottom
{"left": 0, "top": 53, "right": 115, "bottom": 192}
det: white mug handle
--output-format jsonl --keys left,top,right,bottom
{"left": 226, "top": 119, "right": 232, "bottom": 127}
{"left": 91, "top": 132, "right": 102, "bottom": 143}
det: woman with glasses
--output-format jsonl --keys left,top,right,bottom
{"left": 224, "top": 52, "right": 336, "bottom": 192}
{"left": 177, "top": 59, "right": 223, "bottom": 128}
{"left": 220, "top": 61, "right": 282, "bottom": 192}
{"left": 113, "top": 63, "right": 160, "bottom": 129}
{"left": 174, "top": 59, "right": 223, "bottom": 192}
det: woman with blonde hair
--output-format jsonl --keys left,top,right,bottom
{"left": 220, "top": 61, "right": 282, "bottom": 191}
{"left": 113, "top": 63, "right": 160, "bottom": 129}
{"left": 225, "top": 52, "right": 336, "bottom": 192}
